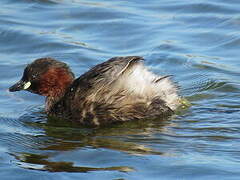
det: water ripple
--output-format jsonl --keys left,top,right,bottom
{"left": 0, "top": 0, "right": 240, "bottom": 179}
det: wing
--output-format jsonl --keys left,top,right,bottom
{"left": 52, "top": 56, "right": 144, "bottom": 119}
{"left": 71, "top": 56, "right": 144, "bottom": 93}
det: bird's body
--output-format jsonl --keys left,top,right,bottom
{"left": 9, "top": 56, "right": 181, "bottom": 126}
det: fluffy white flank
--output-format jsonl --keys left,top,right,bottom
{"left": 118, "top": 61, "right": 180, "bottom": 110}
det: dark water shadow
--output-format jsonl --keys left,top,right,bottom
{"left": 11, "top": 152, "right": 134, "bottom": 173}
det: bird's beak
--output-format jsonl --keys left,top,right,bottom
{"left": 9, "top": 80, "right": 31, "bottom": 92}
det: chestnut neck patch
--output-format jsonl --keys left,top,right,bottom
{"left": 37, "top": 67, "right": 74, "bottom": 98}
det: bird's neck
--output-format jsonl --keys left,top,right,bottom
{"left": 45, "top": 96, "right": 60, "bottom": 112}
{"left": 45, "top": 84, "right": 71, "bottom": 112}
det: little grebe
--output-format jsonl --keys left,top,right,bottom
{"left": 9, "top": 56, "right": 181, "bottom": 126}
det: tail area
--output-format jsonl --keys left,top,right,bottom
{"left": 147, "top": 98, "right": 174, "bottom": 118}
{"left": 116, "top": 62, "right": 181, "bottom": 110}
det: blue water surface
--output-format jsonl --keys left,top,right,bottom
{"left": 0, "top": 0, "right": 240, "bottom": 179}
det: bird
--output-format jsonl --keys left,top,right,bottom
{"left": 9, "top": 56, "right": 181, "bottom": 126}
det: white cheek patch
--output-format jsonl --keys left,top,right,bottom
{"left": 23, "top": 81, "right": 31, "bottom": 90}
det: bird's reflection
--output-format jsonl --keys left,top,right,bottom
{"left": 10, "top": 111, "right": 176, "bottom": 173}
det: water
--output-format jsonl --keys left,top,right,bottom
{"left": 1, "top": 0, "right": 240, "bottom": 179}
